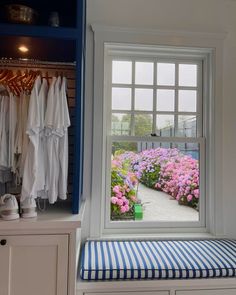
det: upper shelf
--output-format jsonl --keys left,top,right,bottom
{"left": 0, "top": 23, "right": 79, "bottom": 39}
{"left": 0, "top": 0, "right": 78, "bottom": 28}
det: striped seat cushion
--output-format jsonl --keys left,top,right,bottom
{"left": 80, "top": 239, "right": 236, "bottom": 280}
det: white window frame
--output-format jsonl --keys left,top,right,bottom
{"left": 105, "top": 44, "right": 205, "bottom": 229}
{"left": 89, "top": 25, "right": 225, "bottom": 239}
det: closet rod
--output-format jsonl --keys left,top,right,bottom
{"left": 0, "top": 58, "right": 76, "bottom": 67}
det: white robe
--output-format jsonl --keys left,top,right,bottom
{"left": 21, "top": 76, "right": 41, "bottom": 201}
{"left": 45, "top": 76, "right": 61, "bottom": 203}
{"left": 19, "top": 92, "right": 30, "bottom": 179}
{"left": 0, "top": 95, "right": 9, "bottom": 168}
{"left": 35, "top": 78, "right": 48, "bottom": 197}
{"left": 58, "top": 77, "right": 70, "bottom": 200}
{"left": 8, "top": 92, "right": 17, "bottom": 172}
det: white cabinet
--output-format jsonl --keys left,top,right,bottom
{"left": 176, "top": 290, "right": 236, "bottom": 295}
{"left": 0, "top": 234, "right": 68, "bottom": 295}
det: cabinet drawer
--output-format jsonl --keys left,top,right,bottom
{"left": 176, "top": 289, "right": 236, "bottom": 295}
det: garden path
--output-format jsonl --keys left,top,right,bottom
{"left": 138, "top": 184, "right": 199, "bottom": 222}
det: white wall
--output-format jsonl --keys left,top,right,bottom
{"left": 83, "top": 0, "right": 236, "bottom": 238}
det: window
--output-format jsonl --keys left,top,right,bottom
{"left": 89, "top": 24, "right": 222, "bottom": 238}
{"left": 103, "top": 44, "right": 207, "bottom": 231}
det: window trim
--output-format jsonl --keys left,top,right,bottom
{"left": 90, "top": 25, "right": 224, "bottom": 238}
{"left": 104, "top": 44, "right": 205, "bottom": 231}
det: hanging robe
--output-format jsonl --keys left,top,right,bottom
{"left": 21, "top": 76, "right": 41, "bottom": 201}
{"left": 58, "top": 77, "right": 71, "bottom": 200}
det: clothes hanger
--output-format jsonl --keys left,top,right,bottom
{"left": 0, "top": 69, "right": 9, "bottom": 80}
{"left": 0, "top": 69, "right": 16, "bottom": 95}
{"left": 0, "top": 69, "right": 13, "bottom": 83}
{"left": 7, "top": 70, "right": 22, "bottom": 96}
{"left": 20, "top": 69, "right": 29, "bottom": 91}
{"left": 7, "top": 70, "right": 22, "bottom": 83}
{"left": 24, "top": 70, "right": 37, "bottom": 89}
{"left": 27, "top": 70, "right": 40, "bottom": 92}
{"left": 0, "top": 71, "right": 14, "bottom": 94}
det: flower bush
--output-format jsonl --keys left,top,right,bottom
{"left": 111, "top": 147, "right": 200, "bottom": 215}
{"left": 155, "top": 154, "right": 199, "bottom": 209}
{"left": 111, "top": 154, "right": 138, "bottom": 217}
{"left": 130, "top": 148, "right": 199, "bottom": 209}
{"left": 132, "top": 148, "right": 179, "bottom": 187}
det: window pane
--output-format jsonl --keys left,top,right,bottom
{"left": 134, "top": 114, "right": 153, "bottom": 136}
{"left": 112, "top": 113, "right": 131, "bottom": 135}
{"left": 135, "top": 62, "right": 154, "bottom": 85}
{"left": 175, "top": 142, "right": 200, "bottom": 160}
{"left": 179, "top": 64, "right": 197, "bottom": 87}
{"left": 157, "top": 63, "right": 175, "bottom": 86}
{"left": 112, "top": 61, "right": 132, "bottom": 84}
{"left": 156, "top": 115, "right": 174, "bottom": 136}
{"left": 135, "top": 89, "right": 153, "bottom": 111}
{"left": 157, "top": 89, "right": 175, "bottom": 111}
{"left": 110, "top": 141, "right": 200, "bottom": 221}
{"left": 178, "top": 90, "right": 197, "bottom": 112}
{"left": 112, "top": 87, "right": 132, "bottom": 110}
{"left": 177, "top": 115, "right": 196, "bottom": 137}
{"left": 112, "top": 142, "right": 138, "bottom": 155}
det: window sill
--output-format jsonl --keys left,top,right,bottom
{"left": 90, "top": 232, "right": 219, "bottom": 241}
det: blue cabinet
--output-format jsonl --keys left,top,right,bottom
{"left": 0, "top": 0, "right": 86, "bottom": 214}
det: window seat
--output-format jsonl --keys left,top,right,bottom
{"left": 80, "top": 239, "right": 236, "bottom": 281}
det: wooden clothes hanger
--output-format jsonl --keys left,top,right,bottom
{"left": 26, "top": 70, "right": 41, "bottom": 93}
{"left": 0, "top": 69, "right": 35, "bottom": 96}
{"left": 7, "top": 70, "right": 21, "bottom": 83}
{"left": 7, "top": 70, "right": 22, "bottom": 96}
{"left": 0, "top": 69, "right": 9, "bottom": 80}
{"left": 0, "top": 69, "right": 13, "bottom": 83}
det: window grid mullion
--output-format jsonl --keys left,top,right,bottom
{"left": 153, "top": 59, "right": 157, "bottom": 134}
{"left": 197, "top": 61, "right": 203, "bottom": 137}
{"left": 112, "top": 110, "right": 199, "bottom": 115}
{"left": 111, "top": 84, "right": 199, "bottom": 91}
{"left": 130, "top": 60, "right": 135, "bottom": 136}
{"left": 174, "top": 62, "right": 179, "bottom": 137}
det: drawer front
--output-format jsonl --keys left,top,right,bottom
{"left": 176, "top": 289, "right": 236, "bottom": 295}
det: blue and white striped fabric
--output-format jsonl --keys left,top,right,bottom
{"left": 80, "top": 240, "right": 236, "bottom": 280}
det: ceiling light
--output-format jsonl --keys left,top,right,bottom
{"left": 18, "top": 45, "right": 29, "bottom": 53}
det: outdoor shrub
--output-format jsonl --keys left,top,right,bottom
{"left": 131, "top": 148, "right": 179, "bottom": 188}
{"left": 111, "top": 153, "right": 138, "bottom": 216}
{"left": 156, "top": 154, "right": 199, "bottom": 209}
{"left": 130, "top": 148, "right": 199, "bottom": 209}
{"left": 111, "top": 147, "right": 199, "bottom": 212}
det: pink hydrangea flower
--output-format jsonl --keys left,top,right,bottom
{"left": 120, "top": 206, "right": 127, "bottom": 213}
{"left": 187, "top": 194, "right": 193, "bottom": 202}
{"left": 193, "top": 189, "right": 199, "bottom": 198}
{"left": 113, "top": 185, "right": 120, "bottom": 194}
{"left": 117, "top": 199, "right": 123, "bottom": 206}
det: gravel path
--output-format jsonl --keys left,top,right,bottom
{"left": 137, "top": 183, "right": 199, "bottom": 222}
